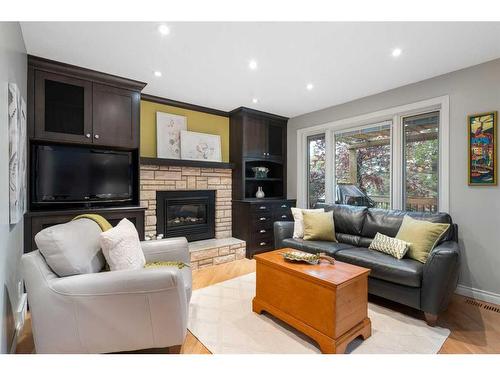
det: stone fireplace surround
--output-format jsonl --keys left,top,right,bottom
{"left": 140, "top": 163, "right": 245, "bottom": 269}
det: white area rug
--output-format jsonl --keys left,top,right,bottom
{"left": 188, "top": 273, "right": 450, "bottom": 354}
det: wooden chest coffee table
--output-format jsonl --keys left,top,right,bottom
{"left": 252, "top": 249, "right": 371, "bottom": 354}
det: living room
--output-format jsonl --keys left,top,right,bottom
{"left": 1, "top": 1, "right": 500, "bottom": 373}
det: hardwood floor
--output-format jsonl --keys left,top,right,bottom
{"left": 16, "top": 258, "right": 500, "bottom": 354}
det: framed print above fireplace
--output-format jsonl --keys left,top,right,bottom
{"left": 468, "top": 111, "right": 497, "bottom": 186}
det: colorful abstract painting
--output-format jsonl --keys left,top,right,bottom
{"left": 468, "top": 111, "right": 497, "bottom": 186}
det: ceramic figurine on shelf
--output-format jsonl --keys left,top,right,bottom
{"left": 256, "top": 186, "right": 265, "bottom": 198}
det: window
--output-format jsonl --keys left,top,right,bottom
{"left": 299, "top": 97, "right": 448, "bottom": 212}
{"left": 403, "top": 112, "right": 439, "bottom": 212}
{"left": 307, "top": 134, "right": 326, "bottom": 208}
{"left": 334, "top": 122, "right": 391, "bottom": 209}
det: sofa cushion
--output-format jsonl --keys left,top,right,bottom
{"left": 335, "top": 247, "right": 424, "bottom": 287}
{"left": 317, "top": 204, "right": 367, "bottom": 236}
{"left": 361, "top": 208, "right": 453, "bottom": 243}
{"left": 35, "top": 218, "right": 105, "bottom": 277}
{"left": 282, "top": 238, "right": 354, "bottom": 256}
{"left": 335, "top": 233, "right": 361, "bottom": 246}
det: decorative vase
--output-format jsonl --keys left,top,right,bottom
{"left": 255, "top": 186, "right": 265, "bottom": 199}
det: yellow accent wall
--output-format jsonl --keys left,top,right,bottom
{"left": 140, "top": 100, "right": 229, "bottom": 161}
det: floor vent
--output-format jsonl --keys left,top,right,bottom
{"left": 465, "top": 298, "right": 500, "bottom": 313}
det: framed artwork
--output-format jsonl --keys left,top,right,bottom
{"left": 180, "top": 130, "right": 222, "bottom": 162}
{"left": 468, "top": 111, "right": 497, "bottom": 186}
{"left": 8, "top": 83, "right": 27, "bottom": 224}
{"left": 156, "top": 112, "right": 187, "bottom": 159}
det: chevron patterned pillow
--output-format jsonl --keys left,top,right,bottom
{"left": 369, "top": 232, "right": 411, "bottom": 260}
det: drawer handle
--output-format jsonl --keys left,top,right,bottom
{"left": 281, "top": 215, "right": 287, "bottom": 219}
{"left": 259, "top": 229, "right": 266, "bottom": 233}
{"left": 259, "top": 206, "right": 267, "bottom": 210}
{"left": 260, "top": 242, "right": 267, "bottom": 246}
{"left": 259, "top": 217, "right": 266, "bottom": 221}
{"left": 281, "top": 205, "right": 288, "bottom": 208}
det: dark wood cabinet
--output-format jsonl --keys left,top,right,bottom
{"left": 92, "top": 83, "right": 140, "bottom": 148}
{"left": 230, "top": 107, "right": 292, "bottom": 257}
{"left": 233, "top": 199, "right": 296, "bottom": 258}
{"left": 24, "top": 206, "right": 146, "bottom": 253}
{"left": 34, "top": 70, "right": 93, "bottom": 143}
{"left": 29, "top": 55, "right": 145, "bottom": 149}
{"left": 25, "top": 56, "right": 147, "bottom": 252}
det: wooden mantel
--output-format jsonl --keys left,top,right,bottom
{"left": 140, "top": 157, "right": 235, "bottom": 169}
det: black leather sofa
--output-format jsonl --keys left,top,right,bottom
{"left": 274, "top": 204, "right": 460, "bottom": 325}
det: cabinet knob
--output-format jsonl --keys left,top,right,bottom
{"left": 94, "top": 134, "right": 100, "bottom": 139}
{"left": 259, "top": 217, "right": 266, "bottom": 221}
{"left": 281, "top": 215, "right": 287, "bottom": 219}
{"left": 259, "top": 229, "right": 266, "bottom": 233}
{"left": 86, "top": 133, "right": 91, "bottom": 138}
{"left": 281, "top": 204, "right": 288, "bottom": 208}
{"left": 260, "top": 242, "right": 267, "bottom": 246}
{"left": 259, "top": 206, "right": 267, "bottom": 210}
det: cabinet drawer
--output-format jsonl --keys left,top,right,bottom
{"left": 252, "top": 212, "right": 272, "bottom": 223}
{"left": 251, "top": 236, "right": 274, "bottom": 250}
{"left": 275, "top": 212, "right": 293, "bottom": 221}
{"left": 251, "top": 203, "right": 272, "bottom": 213}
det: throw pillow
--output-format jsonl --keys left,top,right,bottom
{"left": 395, "top": 215, "right": 450, "bottom": 263}
{"left": 302, "top": 211, "right": 337, "bottom": 242}
{"left": 35, "top": 218, "right": 106, "bottom": 277}
{"left": 369, "top": 232, "right": 411, "bottom": 260}
{"left": 291, "top": 207, "right": 325, "bottom": 238}
{"left": 99, "top": 218, "right": 146, "bottom": 271}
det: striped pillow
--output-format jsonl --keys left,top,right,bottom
{"left": 369, "top": 232, "right": 411, "bottom": 260}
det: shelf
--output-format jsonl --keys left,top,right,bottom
{"left": 140, "top": 157, "right": 235, "bottom": 169}
{"left": 246, "top": 177, "right": 283, "bottom": 182}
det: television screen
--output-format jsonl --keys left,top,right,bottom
{"left": 34, "top": 144, "right": 133, "bottom": 203}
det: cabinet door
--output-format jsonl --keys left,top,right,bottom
{"left": 34, "top": 70, "right": 93, "bottom": 143}
{"left": 267, "top": 120, "right": 285, "bottom": 160}
{"left": 243, "top": 115, "right": 268, "bottom": 158}
{"left": 92, "top": 83, "right": 139, "bottom": 148}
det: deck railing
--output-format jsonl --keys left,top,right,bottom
{"left": 370, "top": 195, "right": 438, "bottom": 212}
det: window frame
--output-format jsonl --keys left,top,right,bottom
{"left": 296, "top": 95, "right": 449, "bottom": 212}
{"left": 306, "top": 133, "right": 327, "bottom": 208}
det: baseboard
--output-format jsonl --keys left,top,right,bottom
{"left": 455, "top": 284, "right": 500, "bottom": 305}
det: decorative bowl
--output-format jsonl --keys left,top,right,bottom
{"left": 280, "top": 250, "right": 335, "bottom": 265}
{"left": 252, "top": 166, "right": 269, "bottom": 179}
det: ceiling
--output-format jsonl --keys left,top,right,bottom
{"left": 20, "top": 22, "right": 500, "bottom": 118}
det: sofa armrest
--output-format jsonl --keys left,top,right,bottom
{"left": 421, "top": 240, "right": 460, "bottom": 315}
{"left": 274, "top": 221, "right": 295, "bottom": 249}
{"left": 50, "top": 267, "right": 184, "bottom": 296}
{"left": 141, "top": 237, "right": 190, "bottom": 263}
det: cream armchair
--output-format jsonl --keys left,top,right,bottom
{"left": 22, "top": 237, "right": 192, "bottom": 354}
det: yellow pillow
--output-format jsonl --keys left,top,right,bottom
{"left": 302, "top": 211, "right": 337, "bottom": 242}
{"left": 395, "top": 215, "right": 450, "bottom": 263}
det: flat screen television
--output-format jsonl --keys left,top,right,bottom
{"left": 33, "top": 144, "right": 134, "bottom": 205}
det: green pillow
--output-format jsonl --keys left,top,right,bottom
{"left": 395, "top": 215, "right": 450, "bottom": 263}
{"left": 302, "top": 211, "right": 337, "bottom": 242}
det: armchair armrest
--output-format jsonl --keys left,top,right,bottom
{"left": 421, "top": 240, "right": 460, "bottom": 315}
{"left": 274, "top": 221, "right": 295, "bottom": 249}
{"left": 141, "top": 237, "right": 189, "bottom": 263}
{"left": 50, "top": 267, "right": 184, "bottom": 296}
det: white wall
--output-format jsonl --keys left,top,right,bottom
{"left": 0, "top": 22, "right": 27, "bottom": 353}
{"left": 287, "top": 58, "right": 500, "bottom": 303}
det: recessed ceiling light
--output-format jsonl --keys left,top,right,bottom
{"left": 306, "top": 83, "right": 314, "bottom": 91}
{"left": 154, "top": 71, "right": 162, "bottom": 77}
{"left": 392, "top": 48, "right": 402, "bottom": 57}
{"left": 158, "top": 24, "right": 170, "bottom": 36}
{"left": 252, "top": 98, "right": 258, "bottom": 104}
{"left": 248, "top": 59, "right": 258, "bottom": 70}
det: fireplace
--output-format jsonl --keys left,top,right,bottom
{"left": 156, "top": 190, "right": 215, "bottom": 242}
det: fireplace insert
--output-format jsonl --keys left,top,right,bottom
{"left": 156, "top": 190, "right": 215, "bottom": 242}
